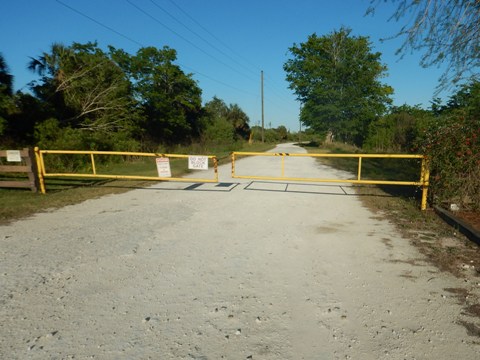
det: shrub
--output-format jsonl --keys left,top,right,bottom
{"left": 417, "top": 115, "right": 479, "bottom": 210}
{"left": 364, "top": 106, "right": 432, "bottom": 153}
{"left": 34, "top": 118, "right": 141, "bottom": 172}
{"left": 202, "top": 118, "right": 236, "bottom": 151}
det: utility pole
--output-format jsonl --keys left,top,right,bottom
{"left": 299, "top": 119, "right": 302, "bottom": 142}
{"left": 299, "top": 103, "right": 302, "bottom": 142}
{"left": 261, "top": 70, "right": 264, "bottom": 143}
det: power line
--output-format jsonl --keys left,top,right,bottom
{"left": 126, "top": 0, "right": 257, "bottom": 82}
{"left": 264, "top": 80, "right": 296, "bottom": 106}
{"left": 167, "top": 0, "right": 263, "bottom": 75}
{"left": 149, "top": 0, "right": 258, "bottom": 79}
{"left": 186, "top": 68, "right": 258, "bottom": 98}
{"left": 54, "top": 0, "right": 298, "bottom": 125}
{"left": 53, "top": 0, "right": 258, "bottom": 98}
{"left": 163, "top": 0, "right": 298, "bottom": 118}
{"left": 55, "top": 0, "right": 144, "bottom": 47}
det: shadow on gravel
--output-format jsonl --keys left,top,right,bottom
{"left": 244, "top": 181, "right": 397, "bottom": 198}
{"left": 99, "top": 181, "right": 241, "bottom": 192}
{"left": 48, "top": 177, "right": 417, "bottom": 199}
{"left": 97, "top": 180, "right": 407, "bottom": 198}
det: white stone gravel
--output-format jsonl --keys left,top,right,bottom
{"left": 0, "top": 143, "right": 478, "bottom": 359}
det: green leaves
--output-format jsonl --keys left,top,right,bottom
{"left": 203, "top": 97, "right": 250, "bottom": 141}
{"left": 27, "top": 42, "right": 137, "bottom": 133}
{"left": 284, "top": 27, "right": 392, "bottom": 146}
{"left": 0, "top": 53, "right": 15, "bottom": 138}
{"left": 2, "top": 42, "right": 252, "bottom": 153}
{"left": 111, "top": 46, "right": 203, "bottom": 144}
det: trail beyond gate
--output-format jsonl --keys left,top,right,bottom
{"left": 0, "top": 143, "right": 478, "bottom": 359}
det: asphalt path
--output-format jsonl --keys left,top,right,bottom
{"left": 0, "top": 143, "right": 478, "bottom": 359}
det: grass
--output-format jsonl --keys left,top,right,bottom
{"left": 0, "top": 141, "right": 274, "bottom": 225}
{"left": 300, "top": 141, "right": 424, "bottom": 198}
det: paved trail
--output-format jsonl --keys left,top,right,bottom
{"left": 1, "top": 143, "right": 478, "bottom": 359}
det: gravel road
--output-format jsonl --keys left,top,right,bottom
{"left": 1, "top": 143, "right": 479, "bottom": 359}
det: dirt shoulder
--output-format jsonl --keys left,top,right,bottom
{"left": 356, "top": 184, "right": 480, "bottom": 338}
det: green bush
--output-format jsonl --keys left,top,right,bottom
{"left": 0, "top": 117, "right": 6, "bottom": 138}
{"left": 201, "top": 119, "right": 236, "bottom": 152}
{"left": 364, "top": 106, "right": 432, "bottom": 153}
{"left": 34, "top": 118, "right": 141, "bottom": 172}
{"left": 418, "top": 115, "right": 479, "bottom": 210}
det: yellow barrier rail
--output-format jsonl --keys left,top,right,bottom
{"left": 35, "top": 147, "right": 218, "bottom": 194}
{"left": 231, "top": 151, "right": 430, "bottom": 210}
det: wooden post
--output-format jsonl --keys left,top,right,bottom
{"left": 0, "top": 148, "right": 40, "bottom": 192}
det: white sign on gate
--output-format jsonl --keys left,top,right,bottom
{"left": 156, "top": 157, "right": 171, "bottom": 177}
{"left": 188, "top": 156, "right": 209, "bottom": 170}
{"left": 6, "top": 150, "right": 22, "bottom": 162}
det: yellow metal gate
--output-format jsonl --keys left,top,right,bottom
{"left": 35, "top": 148, "right": 218, "bottom": 194}
{"left": 231, "top": 151, "right": 430, "bottom": 210}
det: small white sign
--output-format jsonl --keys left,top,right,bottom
{"left": 6, "top": 150, "right": 22, "bottom": 162}
{"left": 156, "top": 157, "right": 171, "bottom": 177}
{"left": 188, "top": 156, "right": 209, "bottom": 170}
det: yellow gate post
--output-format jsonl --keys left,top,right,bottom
{"left": 420, "top": 156, "right": 430, "bottom": 211}
{"left": 231, "top": 152, "right": 236, "bottom": 178}
{"left": 34, "top": 147, "right": 46, "bottom": 194}
{"left": 357, "top": 156, "right": 363, "bottom": 181}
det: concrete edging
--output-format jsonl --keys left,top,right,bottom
{"left": 433, "top": 205, "right": 480, "bottom": 246}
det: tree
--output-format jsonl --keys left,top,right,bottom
{"left": 202, "top": 97, "right": 234, "bottom": 146}
{"left": 0, "top": 53, "right": 14, "bottom": 138}
{"left": 203, "top": 97, "right": 250, "bottom": 140}
{"left": 28, "top": 42, "right": 137, "bottom": 133}
{"left": 203, "top": 96, "right": 229, "bottom": 121}
{"left": 284, "top": 27, "right": 393, "bottom": 146}
{"left": 0, "top": 53, "right": 13, "bottom": 96}
{"left": 368, "top": 0, "right": 480, "bottom": 88}
{"left": 416, "top": 82, "right": 480, "bottom": 209}
{"left": 276, "top": 125, "right": 288, "bottom": 141}
{"left": 226, "top": 103, "right": 250, "bottom": 140}
{"left": 27, "top": 43, "right": 77, "bottom": 124}
{"left": 7, "top": 93, "right": 51, "bottom": 145}
{"left": 110, "top": 46, "right": 203, "bottom": 145}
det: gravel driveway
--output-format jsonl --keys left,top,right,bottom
{"left": 1, "top": 143, "right": 478, "bottom": 359}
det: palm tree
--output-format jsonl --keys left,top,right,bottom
{"left": 27, "top": 43, "right": 75, "bottom": 84}
{"left": 227, "top": 103, "right": 250, "bottom": 139}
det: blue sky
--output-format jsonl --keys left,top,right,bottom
{"left": 1, "top": 0, "right": 449, "bottom": 132}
